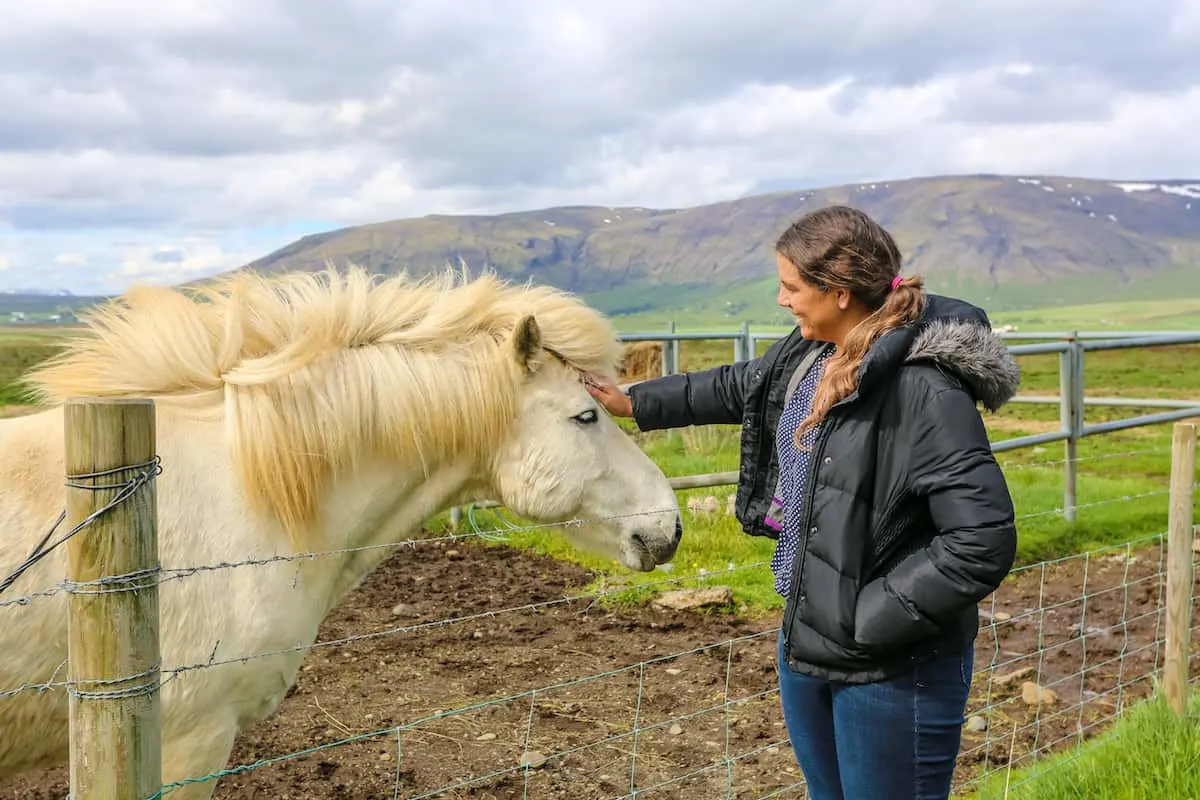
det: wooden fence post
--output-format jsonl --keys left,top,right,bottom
{"left": 65, "top": 398, "right": 162, "bottom": 799}
{"left": 1164, "top": 421, "right": 1196, "bottom": 717}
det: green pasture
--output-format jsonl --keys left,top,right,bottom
{"left": 967, "top": 691, "right": 1200, "bottom": 800}
{"left": 992, "top": 296, "right": 1200, "bottom": 333}
{"left": 601, "top": 275, "right": 1200, "bottom": 333}
{"left": 0, "top": 326, "right": 78, "bottom": 407}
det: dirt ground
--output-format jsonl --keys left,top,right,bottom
{"left": 3, "top": 537, "right": 1196, "bottom": 800}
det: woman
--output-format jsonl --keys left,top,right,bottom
{"left": 586, "top": 205, "right": 1020, "bottom": 799}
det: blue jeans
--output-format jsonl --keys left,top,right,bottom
{"left": 777, "top": 631, "right": 972, "bottom": 800}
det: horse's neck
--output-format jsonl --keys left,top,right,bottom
{"left": 304, "top": 458, "right": 489, "bottom": 614}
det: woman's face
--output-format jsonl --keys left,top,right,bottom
{"left": 775, "top": 253, "right": 853, "bottom": 342}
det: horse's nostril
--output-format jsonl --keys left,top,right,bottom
{"left": 674, "top": 515, "right": 683, "bottom": 541}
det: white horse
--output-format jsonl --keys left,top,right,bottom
{"left": 0, "top": 266, "right": 682, "bottom": 798}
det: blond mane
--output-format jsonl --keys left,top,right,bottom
{"left": 23, "top": 266, "right": 625, "bottom": 543}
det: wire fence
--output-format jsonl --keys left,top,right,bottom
{"left": 0, "top": 442, "right": 1197, "bottom": 798}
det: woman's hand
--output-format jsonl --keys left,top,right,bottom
{"left": 584, "top": 374, "right": 634, "bottom": 418}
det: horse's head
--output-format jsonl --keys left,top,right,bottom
{"left": 487, "top": 315, "right": 683, "bottom": 572}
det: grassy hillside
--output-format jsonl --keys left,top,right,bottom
{"left": 0, "top": 294, "right": 102, "bottom": 324}
{"left": 992, "top": 296, "right": 1200, "bottom": 332}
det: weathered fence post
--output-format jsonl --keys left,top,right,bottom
{"left": 1058, "top": 333, "right": 1084, "bottom": 521}
{"left": 65, "top": 398, "right": 162, "bottom": 799}
{"left": 1164, "top": 420, "right": 1196, "bottom": 717}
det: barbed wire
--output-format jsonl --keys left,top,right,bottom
{"left": 962, "top": 533, "right": 1175, "bottom": 794}
{"left": 1013, "top": 485, "right": 1191, "bottom": 521}
{"left": 0, "top": 454, "right": 162, "bottom": 598}
{"left": 2, "top": 521, "right": 1174, "bottom": 701}
{"left": 6, "top": 583, "right": 1192, "bottom": 799}
{"left": 0, "top": 505, "right": 681, "bottom": 609}
{"left": 995, "top": 444, "right": 1173, "bottom": 471}
{"left": 0, "top": 555, "right": 768, "bottom": 701}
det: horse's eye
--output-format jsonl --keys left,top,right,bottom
{"left": 570, "top": 409, "right": 599, "bottom": 425}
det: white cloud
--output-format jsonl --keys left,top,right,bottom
{"left": 0, "top": 0, "right": 1197, "bottom": 293}
{"left": 1, "top": 0, "right": 226, "bottom": 36}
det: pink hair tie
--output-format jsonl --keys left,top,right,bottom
{"left": 890, "top": 275, "right": 903, "bottom": 291}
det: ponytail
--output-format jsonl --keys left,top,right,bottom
{"left": 795, "top": 275, "right": 926, "bottom": 444}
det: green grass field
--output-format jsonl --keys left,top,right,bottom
{"left": 595, "top": 271, "right": 1200, "bottom": 333}
{"left": 0, "top": 326, "right": 78, "bottom": 407}
{"left": 968, "top": 691, "right": 1200, "bottom": 800}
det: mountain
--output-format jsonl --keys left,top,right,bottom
{"left": 236, "top": 174, "right": 1200, "bottom": 320}
{"left": 0, "top": 293, "right": 105, "bottom": 322}
{"left": 0, "top": 288, "right": 77, "bottom": 297}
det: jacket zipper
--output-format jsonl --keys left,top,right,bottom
{"left": 779, "top": 421, "right": 833, "bottom": 653}
{"left": 778, "top": 378, "right": 862, "bottom": 660}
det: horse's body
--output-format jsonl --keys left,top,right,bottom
{"left": 0, "top": 267, "right": 682, "bottom": 798}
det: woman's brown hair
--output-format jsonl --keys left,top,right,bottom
{"left": 775, "top": 205, "right": 926, "bottom": 441}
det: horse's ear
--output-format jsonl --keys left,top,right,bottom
{"left": 512, "top": 314, "right": 543, "bottom": 374}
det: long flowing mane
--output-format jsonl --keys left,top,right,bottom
{"left": 23, "top": 266, "right": 625, "bottom": 541}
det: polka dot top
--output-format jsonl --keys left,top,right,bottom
{"left": 770, "top": 346, "right": 834, "bottom": 597}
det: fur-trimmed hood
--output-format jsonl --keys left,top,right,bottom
{"left": 857, "top": 294, "right": 1022, "bottom": 412}
{"left": 905, "top": 317, "right": 1021, "bottom": 412}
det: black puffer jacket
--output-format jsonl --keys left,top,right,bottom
{"left": 629, "top": 295, "right": 1021, "bottom": 681}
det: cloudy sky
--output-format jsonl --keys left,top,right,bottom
{"left": 1, "top": 0, "right": 1197, "bottom": 294}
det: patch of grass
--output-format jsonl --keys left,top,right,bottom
{"left": 992, "top": 296, "right": 1200, "bottom": 332}
{"left": 601, "top": 270, "right": 1200, "bottom": 335}
{"left": 597, "top": 277, "right": 796, "bottom": 332}
{"left": 1007, "top": 345, "right": 1200, "bottom": 397}
{"left": 921, "top": 265, "right": 1200, "bottom": 318}
{"left": 452, "top": 414, "right": 1193, "bottom": 616}
{"left": 470, "top": 492, "right": 784, "bottom": 615}
{"left": 0, "top": 328, "right": 74, "bottom": 405}
{"left": 966, "top": 691, "right": 1200, "bottom": 800}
